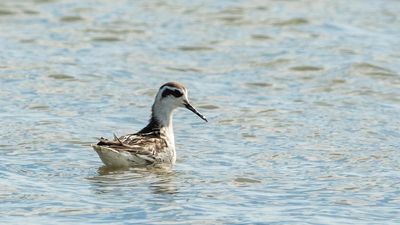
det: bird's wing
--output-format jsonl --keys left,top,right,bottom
{"left": 95, "top": 133, "right": 168, "bottom": 163}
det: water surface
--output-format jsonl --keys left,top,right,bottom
{"left": 1, "top": 0, "right": 400, "bottom": 224}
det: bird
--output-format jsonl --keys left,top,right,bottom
{"left": 91, "top": 82, "right": 207, "bottom": 168}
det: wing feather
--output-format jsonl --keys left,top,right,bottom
{"left": 95, "top": 133, "right": 168, "bottom": 163}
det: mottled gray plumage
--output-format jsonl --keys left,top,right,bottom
{"left": 94, "top": 131, "right": 170, "bottom": 165}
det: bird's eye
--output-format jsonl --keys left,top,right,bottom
{"left": 173, "top": 90, "right": 183, "bottom": 97}
{"left": 162, "top": 89, "right": 183, "bottom": 98}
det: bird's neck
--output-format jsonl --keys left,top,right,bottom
{"left": 138, "top": 102, "right": 175, "bottom": 140}
{"left": 151, "top": 101, "right": 174, "bottom": 128}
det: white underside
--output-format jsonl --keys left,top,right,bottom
{"left": 92, "top": 145, "right": 150, "bottom": 167}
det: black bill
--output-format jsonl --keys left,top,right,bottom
{"left": 184, "top": 102, "right": 208, "bottom": 122}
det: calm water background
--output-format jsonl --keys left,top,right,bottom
{"left": 1, "top": 0, "right": 400, "bottom": 224}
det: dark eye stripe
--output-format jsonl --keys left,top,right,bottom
{"left": 162, "top": 89, "right": 183, "bottom": 98}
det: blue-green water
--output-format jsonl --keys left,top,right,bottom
{"left": 1, "top": 0, "right": 400, "bottom": 224}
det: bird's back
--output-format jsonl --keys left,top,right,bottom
{"left": 92, "top": 132, "right": 173, "bottom": 167}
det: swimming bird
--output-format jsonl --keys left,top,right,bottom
{"left": 91, "top": 82, "right": 207, "bottom": 167}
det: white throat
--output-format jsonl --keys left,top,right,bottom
{"left": 152, "top": 101, "right": 175, "bottom": 127}
{"left": 152, "top": 101, "right": 176, "bottom": 146}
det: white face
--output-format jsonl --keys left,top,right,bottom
{"left": 158, "top": 86, "right": 188, "bottom": 108}
{"left": 157, "top": 85, "right": 207, "bottom": 122}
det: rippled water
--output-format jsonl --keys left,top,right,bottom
{"left": 1, "top": 0, "right": 400, "bottom": 224}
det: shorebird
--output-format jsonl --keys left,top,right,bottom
{"left": 91, "top": 82, "right": 207, "bottom": 167}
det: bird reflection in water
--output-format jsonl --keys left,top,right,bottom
{"left": 87, "top": 166, "right": 179, "bottom": 196}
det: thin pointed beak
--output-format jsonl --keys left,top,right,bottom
{"left": 184, "top": 102, "right": 208, "bottom": 122}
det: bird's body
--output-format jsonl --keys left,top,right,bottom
{"left": 91, "top": 82, "right": 207, "bottom": 168}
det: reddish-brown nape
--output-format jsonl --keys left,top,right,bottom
{"left": 160, "top": 82, "right": 186, "bottom": 91}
